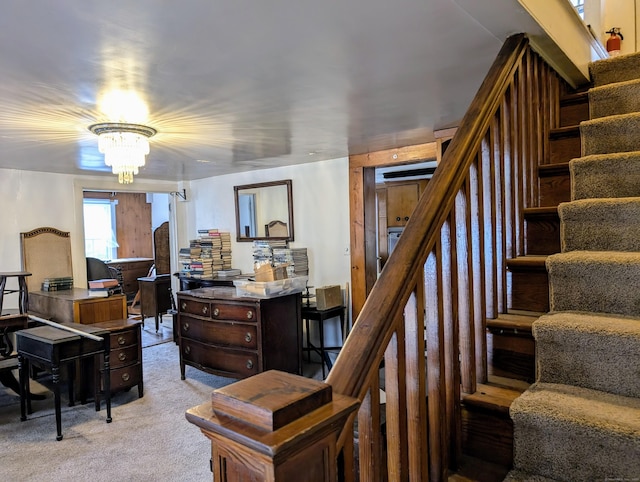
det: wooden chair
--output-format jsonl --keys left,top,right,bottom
{"left": 265, "top": 220, "right": 288, "bottom": 237}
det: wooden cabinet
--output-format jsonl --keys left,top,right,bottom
{"left": 385, "top": 180, "right": 427, "bottom": 228}
{"left": 28, "top": 289, "right": 127, "bottom": 324}
{"left": 177, "top": 287, "right": 301, "bottom": 380}
{"left": 106, "top": 258, "right": 154, "bottom": 300}
{"left": 93, "top": 319, "right": 143, "bottom": 406}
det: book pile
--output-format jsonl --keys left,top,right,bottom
{"left": 217, "top": 269, "right": 242, "bottom": 278}
{"left": 252, "top": 241, "right": 309, "bottom": 278}
{"left": 88, "top": 278, "right": 121, "bottom": 297}
{"left": 179, "top": 228, "right": 233, "bottom": 279}
{"left": 42, "top": 277, "right": 73, "bottom": 291}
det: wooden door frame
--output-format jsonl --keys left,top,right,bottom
{"left": 349, "top": 142, "right": 440, "bottom": 319}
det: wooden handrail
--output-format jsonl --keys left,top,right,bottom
{"left": 326, "top": 34, "right": 529, "bottom": 400}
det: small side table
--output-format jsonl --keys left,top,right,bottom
{"left": 301, "top": 303, "right": 345, "bottom": 378}
{"left": 137, "top": 274, "right": 172, "bottom": 332}
{"left": 0, "top": 271, "right": 32, "bottom": 315}
{"left": 17, "top": 323, "right": 112, "bottom": 441}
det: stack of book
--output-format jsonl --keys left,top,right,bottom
{"left": 42, "top": 277, "right": 74, "bottom": 291}
{"left": 88, "top": 278, "right": 121, "bottom": 297}
{"left": 179, "top": 228, "right": 234, "bottom": 279}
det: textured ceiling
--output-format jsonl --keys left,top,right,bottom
{"left": 0, "top": 0, "right": 535, "bottom": 182}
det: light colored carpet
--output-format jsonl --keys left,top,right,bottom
{"left": 570, "top": 151, "right": 640, "bottom": 200}
{"left": 0, "top": 342, "right": 234, "bottom": 481}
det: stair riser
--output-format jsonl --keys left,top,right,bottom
{"left": 508, "top": 271, "right": 549, "bottom": 312}
{"left": 536, "top": 339, "right": 640, "bottom": 398}
{"left": 525, "top": 216, "right": 560, "bottom": 255}
{"left": 462, "top": 406, "right": 513, "bottom": 467}
{"left": 590, "top": 80, "right": 640, "bottom": 118}
{"left": 581, "top": 115, "right": 640, "bottom": 156}
{"left": 513, "top": 415, "right": 640, "bottom": 481}
{"left": 488, "top": 331, "right": 535, "bottom": 382}
{"left": 548, "top": 259, "right": 640, "bottom": 316}
{"left": 539, "top": 174, "right": 570, "bottom": 207}
{"left": 560, "top": 99, "right": 589, "bottom": 127}
{"left": 560, "top": 200, "right": 640, "bottom": 252}
{"left": 571, "top": 156, "right": 640, "bottom": 200}
{"left": 550, "top": 135, "right": 581, "bottom": 164}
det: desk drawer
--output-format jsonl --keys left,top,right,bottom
{"left": 181, "top": 339, "right": 258, "bottom": 378}
{"left": 179, "top": 299, "right": 211, "bottom": 318}
{"left": 110, "top": 330, "right": 138, "bottom": 349}
{"left": 110, "top": 345, "right": 139, "bottom": 369}
{"left": 110, "top": 363, "right": 142, "bottom": 391}
{"left": 211, "top": 302, "right": 257, "bottom": 322}
{"left": 180, "top": 316, "right": 258, "bottom": 349}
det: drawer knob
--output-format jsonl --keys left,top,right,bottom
{"left": 396, "top": 216, "right": 401, "bottom": 222}
{"left": 244, "top": 333, "right": 252, "bottom": 343}
{"left": 404, "top": 216, "right": 409, "bottom": 221}
{"left": 121, "top": 373, "right": 130, "bottom": 382}
{"left": 117, "top": 336, "right": 126, "bottom": 345}
{"left": 203, "top": 305, "right": 209, "bottom": 315}
{"left": 181, "top": 301, "right": 187, "bottom": 310}
{"left": 118, "top": 352, "right": 127, "bottom": 361}
{"left": 246, "top": 310, "right": 253, "bottom": 319}
{"left": 182, "top": 322, "right": 189, "bottom": 332}
{"left": 246, "top": 360, "right": 254, "bottom": 370}
{"left": 212, "top": 307, "right": 219, "bottom": 317}
{"left": 184, "top": 345, "right": 191, "bottom": 355}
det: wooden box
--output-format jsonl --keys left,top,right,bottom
{"left": 254, "top": 264, "right": 288, "bottom": 282}
{"left": 316, "top": 285, "right": 342, "bottom": 310}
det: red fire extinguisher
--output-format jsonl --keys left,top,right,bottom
{"left": 606, "top": 28, "right": 624, "bottom": 57}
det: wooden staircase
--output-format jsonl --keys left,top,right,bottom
{"left": 459, "top": 87, "right": 591, "bottom": 476}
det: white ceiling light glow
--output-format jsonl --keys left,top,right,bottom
{"left": 89, "top": 122, "right": 156, "bottom": 184}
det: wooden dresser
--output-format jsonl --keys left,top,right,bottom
{"left": 177, "top": 287, "right": 301, "bottom": 380}
{"left": 92, "top": 319, "right": 143, "bottom": 407}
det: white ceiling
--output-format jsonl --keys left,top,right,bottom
{"left": 0, "top": 0, "right": 537, "bottom": 182}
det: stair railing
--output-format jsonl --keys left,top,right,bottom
{"left": 186, "top": 33, "right": 573, "bottom": 482}
{"left": 326, "top": 33, "right": 572, "bottom": 481}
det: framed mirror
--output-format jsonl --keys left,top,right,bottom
{"left": 234, "top": 179, "right": 294, "bottom": 242}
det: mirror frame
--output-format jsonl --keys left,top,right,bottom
{"left": 234, "top": 179, "right": 294, "bottom": 242}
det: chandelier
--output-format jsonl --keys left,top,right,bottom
{"left": 89, "top": 123, "right": 157, "bottom": 184}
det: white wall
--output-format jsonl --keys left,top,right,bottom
{"left": 187, "top": 157, "right": 351, "bottom": 290}
{"left": 601, "top": 0, "right": 639, "bottom": 54}
{"left": 0, "top": 168, "right": 179, "bottom": 310}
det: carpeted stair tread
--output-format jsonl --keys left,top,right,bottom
{"left": 570, "top": 151, "right": 640, "bottom": 199}
{"left": 589, "top": 77, "right": 640, "bottom": 118}
{"left": 546, "top": 250, "right": 640, "bottom": 316}
{"left": 589, "top": 50, "right": 640, "bottom": 87}
{"left": 533, "top": 311, "right": 640, "bottom": 397}
{"left": 510, "top": 382, "right": 640, "bottom": 481}
{"left": 558, "top": 197, "right": 640, "bottom": 252}
{"left": 581, "top": 112, "right": 640, "bottom": 156}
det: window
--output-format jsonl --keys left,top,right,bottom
{"left": 83, "top": 198, "right": 119, "bottom": 260}
{"left": 570, "top": 0, "right": 585, "bottom": 19}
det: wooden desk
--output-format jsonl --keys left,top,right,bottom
{"left": 301, "top": 303, "right": 345, "bottom": 378}
{"left": 17, "top": 323, "right": 112, "bottom": 440}
{"left": 28, "top": 289, "right": 127, "bottom": 324}
{"left": 175, "top": 274, "right": 250, "bottom": 291}
{"left": 137, "top": 274, "right": 173, "bottom": 332}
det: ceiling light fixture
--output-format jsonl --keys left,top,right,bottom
{"left": 89, "top": 122, "right": 157, "bottom": 184}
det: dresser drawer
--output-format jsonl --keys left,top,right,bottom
{"left": 110, "top": 363, "right": 142, "bottom": 391}
{"left": 179, "top": 298, "right": 211, "bottom": 317}
{"left": 110, "top": 330, "right": 138, "bottom": 349}
{"left": 181, "top": 339, "right": 258, "bottom": 378}
{"left": 180, "top": 316, "right": 258, "bottom": 349}
{"left": 110, "top": 345, "right": 139, "bottom": 369}
{"left": 210, "top": 302, "right": 257, "bottom": 322}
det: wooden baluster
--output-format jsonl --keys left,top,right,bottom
{"left": 384, "top": 326, "right": 408, "bottom": 481}
{"left": 358, "top": 381, "right": 382, "bottom": 482}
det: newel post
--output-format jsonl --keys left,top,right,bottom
{"left": 186, "top": 370, "right": 360, "bottom": 482}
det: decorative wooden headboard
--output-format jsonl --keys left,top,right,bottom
{"left": 20, "top": 227, "right": 73, "bottom": 292}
